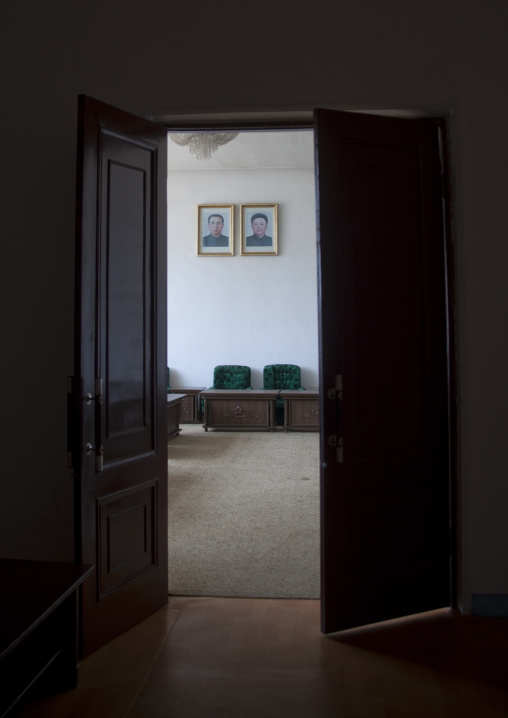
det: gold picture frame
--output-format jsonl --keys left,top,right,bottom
{"left": 197, "top": 204, "right": 234, "bottom": 256}
{"left": 240, "top": 204, "right": 278, "bottom": 256}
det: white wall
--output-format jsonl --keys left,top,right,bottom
{"left": 167, "top": 166, "right": 318, "bottom": 389}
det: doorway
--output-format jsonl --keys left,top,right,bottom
{"left": 75, "top": 99, "right": 454, "bottom": 650}
{"left": 166, "top": 128, "right": 321, "bottom": 599}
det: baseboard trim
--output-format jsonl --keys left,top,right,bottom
{"left": 471, "top": 594, "right": 508, "bottom": 617}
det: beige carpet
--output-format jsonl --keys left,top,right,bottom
{"left": 167, "top": 425, "right": 320, "bottom": 599}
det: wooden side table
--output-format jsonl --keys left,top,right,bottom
{"left": 166, "top": 393, "right": 186, "bottom": 439}
{"left": 280, "top": 389, "right": 320, "bottom": 431}
{"left": 169, "top": 387, "right": 206, "bottom": 424}
{"left": 0, "top": 558, "right": 94, "bottom": 717}
{"left": 201, "top": 390, "right": 279, "bottom": 431}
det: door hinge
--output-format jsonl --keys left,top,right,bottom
{"left": 327, "top": 435, "right": 344, "bottom": 463}
{"left": 327, "top": 375, "right": 343, "bottom": 401}
{"left": 83, "top": 441, "right": 104, "bottom": 473}
{"left": 81, "top": 377, "right": 104, "bottom": 473}
{"left": 81, "top": 377, "right": 103, "bottom": 405}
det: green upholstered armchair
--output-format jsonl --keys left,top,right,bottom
{"left": 263, "top": 364, "right": 304, "bottom": 391}
{"left": 263, "top": 364, "right": 304, "bottom": 425}
{"left": 212, "top": 365, "right": 252, "bottom": 390}
{"left": 201, "top": 365, "right": 252, "bottom": 413}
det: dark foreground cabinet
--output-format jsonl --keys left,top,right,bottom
{"left": 0, "top": 559, "right": 94, "bottom": 717}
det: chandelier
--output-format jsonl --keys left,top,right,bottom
{"left": 168, "top": 131, "right": 239, "bottom": 160}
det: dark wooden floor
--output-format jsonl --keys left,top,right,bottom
{"left": 10, "top": 597, "right": 508, "bottom": 718}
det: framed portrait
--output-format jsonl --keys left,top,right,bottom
{"left": 197, "top": 204, "right": 234, "bottom": 256}
{"left": 241, "top": 204, "right": 278, "bottom": 256}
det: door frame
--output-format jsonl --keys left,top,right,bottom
{"left": 155, "top": 105, "right": 459, "bottom": 613}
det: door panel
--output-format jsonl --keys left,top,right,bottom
{"left": 97, "top": 481, "right": 157, "bottom": 596}
{"left": 99, "top": 131, "right": 156, "bottom": 465}
{"left": 74, "top": 96, "right": 168, "bottom": 655}
{"left": 315, "top": 109, "right": 451, "bottom": 633}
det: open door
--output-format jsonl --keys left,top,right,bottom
{"left": 73, "top": 96, "right": 168, "bottom": 655}
{"left": 315, "top": 109, "right": 451, "bottom": 633}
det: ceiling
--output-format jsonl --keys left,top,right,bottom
{"left": 167, "top": 130, "right": 314, "bottom": 171}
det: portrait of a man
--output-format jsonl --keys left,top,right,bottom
{"left": 245, "top": 213, "right": 272, "bottom": 247}
{"left": 203, "top": 213, "right": 229, "bottom": 247}
{"left": 241, "top": 204, "right": 278, "bottom": 256}
{"left": 198, "top": 205, "right": 234, "bottom": 256}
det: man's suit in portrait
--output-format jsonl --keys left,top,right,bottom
{"left": 245, "top": 235, "right": 272, "bottom": 247}
{"left": 203, "top": 234, "right": 229, "bottom": 247}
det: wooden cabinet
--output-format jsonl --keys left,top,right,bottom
{"left": 201, "top": 390, "right": 279, "bottom": 431}
{"left": 169, "top": 387, "right": 205, "bottom": 424}
{"left": 280, "top": 389, "right": 320, "bottom": 431}
{"left": 166, "top": 393, "right": 186, "bottom": 439}
{"left": 0, "top": 559, "right": 94, "bottom": 717}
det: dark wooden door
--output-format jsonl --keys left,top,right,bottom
{"left": 73, "top": 96, "right": 168, "bottom": 655}
{"left": 315, "top": 109, "right": 451, "bottom": 633}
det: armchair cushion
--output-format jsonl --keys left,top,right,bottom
{"left": 263, "top": 364, "right": 304, "bottom": 391}
{"left": 213, "top": 365, "right": 252, "bottom": 390}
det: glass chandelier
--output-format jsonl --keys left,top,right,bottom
{"left": 168, "top": 131, "right": 239, "bottom": 160}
